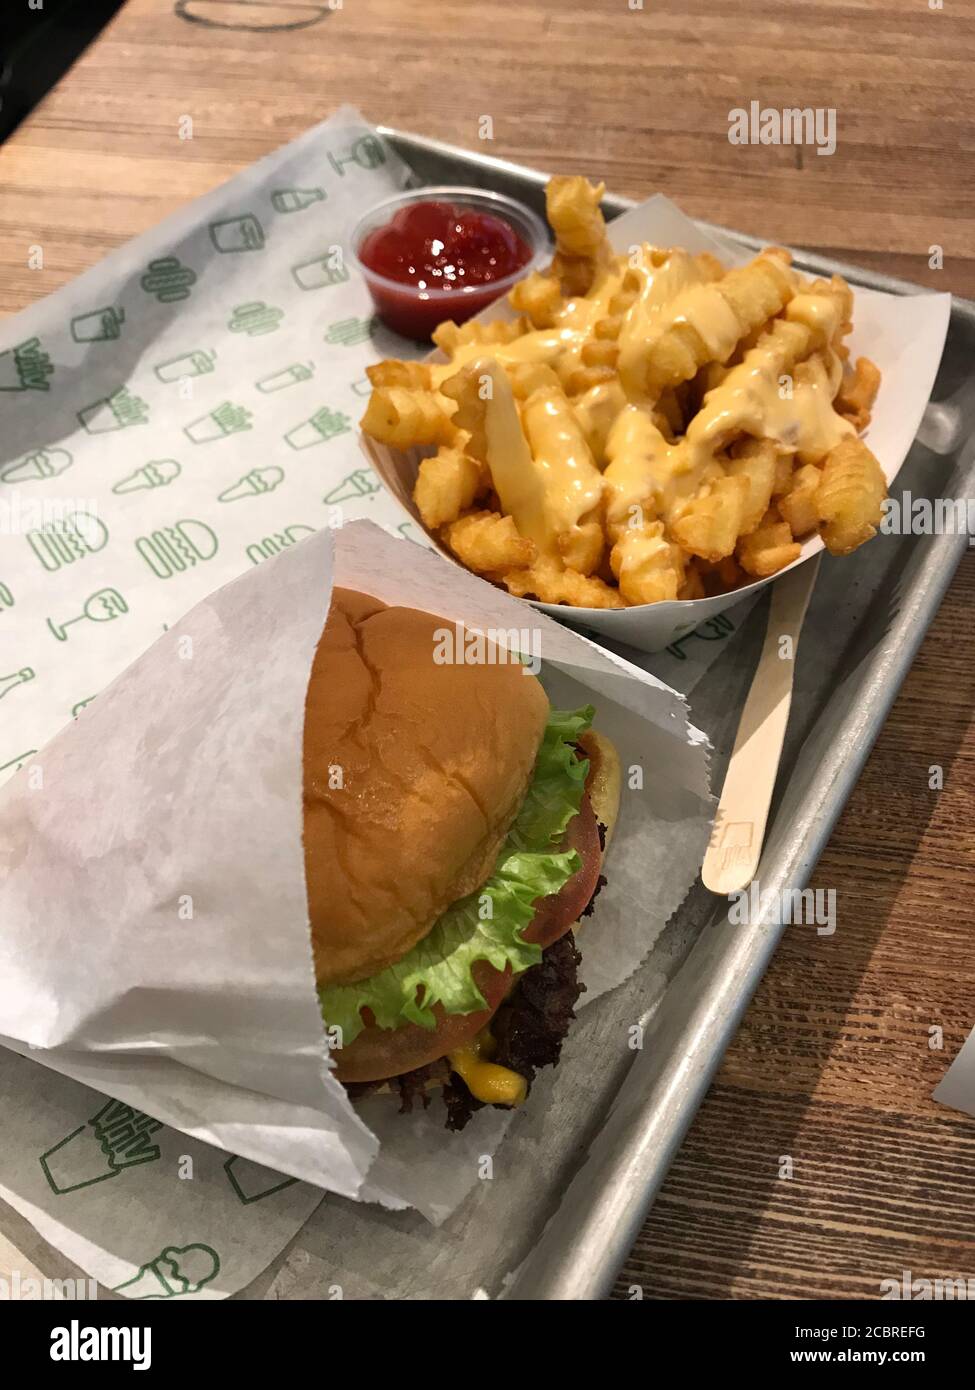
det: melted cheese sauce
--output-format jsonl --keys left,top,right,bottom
{"left": 448, "top": 1030, "right": 527, "bottom": 1107}
{"left": 431, "top": 248, "right": 855, "bottom": 559}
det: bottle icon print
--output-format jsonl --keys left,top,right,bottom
{"left": 0, "top": 668, "right": 34, "bottom": 701}
{"left": 77, "top": 387, "right": 149, "bottom": 433}
{"left": 113, "top": 460, "right": 182, "bottom": 494}
{"left": 141, "top": 256, "right": 197, "bottom": 303}
{"left": 184, "top": 401, "right": 252, "bottom": 443}
{"left": 271, "top": 187, "right": 326, "bottom": 213}
{"left": 284, "top": 406, "right": 351, "bottom": 450}
{"left": 256, "top": 362, "right": 314, "bottom": 393}
{"left": 154, "top": 349, "right": 216, "bottom": 382}
{"left": 0, "top": 447, "right": 73, "bottom": 483}
{"left": 0, "top": 337, "right": 54, "bottom": 391}
{"left": 228, "top": 302, "right": 284, "bottom": 336}
{"left": 135, "top": 519, "right": 219, "bottom": 579}
{"left": 71, "top": 306, "right": 125, "bottom": 342}
{"left": 47, "top": 587, "right": 128, "bottom": 641}
{"left": 209, "top": 213, "right": 265, "bottom": 252}
{"left": 328, "top": 134, "right": 386, "bottom": 176}
{"left": 27, "top": 510, "right": 109, "bottom": 571}
{"left": 218, "top": 467, "right": 284, "bottom": 502}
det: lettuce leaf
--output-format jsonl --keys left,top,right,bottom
{"left": 319, "top": 706, "right": 593, "bottom": 1044}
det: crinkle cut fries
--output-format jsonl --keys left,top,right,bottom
{"left": 361, "top": 176, "right": 885, "bottom": 610}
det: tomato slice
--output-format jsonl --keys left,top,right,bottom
{"left": 334, "top": 794, "right": 602, "bottom": 1084}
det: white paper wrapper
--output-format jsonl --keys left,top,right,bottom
{"left": 933, "top": 1032, "right": 975, "bottom": 1120}
{"left": 0, "top": 519, "right": 712, "bottom": 1233}
{"left": 365, "top": 194, "right": 951, "bottom": 652}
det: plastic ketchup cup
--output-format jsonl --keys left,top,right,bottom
{"left": 350, "top": 187, "right": 550, "bottom": 341}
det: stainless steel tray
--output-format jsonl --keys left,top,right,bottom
{"left": 261, "top": 128, "right": 972, "bottom": 1301}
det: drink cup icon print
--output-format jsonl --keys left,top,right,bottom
{"left": 154, "top": 349, "right": 216, "bottom": 382}
{"left": 47, "top": 588, "right": 128, "bottom": 641}
{"left": 256, "top": 362, "right": 314, "bottom": 392}
{"left": 209, "top": 213, "right": 265, "bottom": 253}
{"left": 135, "top": 519, "right": 219, "bottom": 579}
{"left": 71, "top": 306, "right": 125, "bottom": 342}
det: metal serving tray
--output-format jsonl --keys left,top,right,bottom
{"left": 10, "top": 129, "right": 967, "bottom": 1303}
{"left": 238, "top": 131, "right": 975, "bottom": 1301}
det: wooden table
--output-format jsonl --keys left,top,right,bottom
{"left": 2, "top": 0, "right": 974, "bottom": 1300}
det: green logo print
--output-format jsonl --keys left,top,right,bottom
{"left": 78, "top": 387, "right": 149, "bottom": 434}
{"left": 0, "top": 337, "right": 54, "bottom": 391}
{"left": 155, "top": 348, "right": 216, "bottom": 382}
{"left": 28, "top": 510, "right": 109, "bottom": 571}
{"left": 209, "top": 213, "right": 265, "bottom": 253}
{"left": 218, "top": 467, "right": 283, "bottom": 502}
{"left": 71, "top": 306, "right": 125, "bottom": 343}
{"left": 112, "top": 1244, "right": 219, "bottom": 1299}
{"left": 284, "top": 406, "right": 350, "bottom": 450}
{"left": 135, "top": 519, "right": 218, "bottom": 579}
{"left": 47, "top": 587, "right": 128, "bottom": 641}
{"left": 141, "top": 256, "right": 197, "bottom": 303}
{"left": 184, "top": 401, "right": 252, "bottom": 443}
{"left": 246, "top": 523, "right": 315, "bottom": 565}
{"left": 292, "top": 253, "right": 349, "bottom": 291}
{"left": 1, "top": 447, "right": 73, "bottom": 484}
{"left": 325, "top": 316, "right": 376, "bottom": 347}
{"left": 224, "top": 1156, "right": 298, "bottom": 1204}
{"left": 323, "top": 468, "right": 379, "bottom": 504}
{"left": 0, "top": 581, "right": 12, "bottom": 609}
{"left": 0, "top": 749, "right": 37, "bottom": 775}
{"left": 328, "top": 134, "right": 386, "bottom": 176}
{"left": 0, "top": 668, "right": 34, "bottom": 701}
{"left": 113, "top": 460, "right": 182, "bottom": 494}
{"left": 271, "top": 187, "right": 326, "bottom": 214}
{"left": 256, "top": 362, "right": 314, "bottom": 393}
{"left": 39, "top": 1099, "right": 163, "bottom": 1195}
{"left": 229, "top": 302, "right": 284, "bottom": 337}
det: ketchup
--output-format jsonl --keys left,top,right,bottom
{"left": 357, "top": 200, "right": 534, "bottom": 340}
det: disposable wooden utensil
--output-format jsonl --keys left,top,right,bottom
{"left": 702, "top": 555, "right": 821, "bottom": 896}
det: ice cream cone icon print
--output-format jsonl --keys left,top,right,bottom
{"left": 113, "top": 460, "right": 182, "bottom": 494}
{"left": 39, "top": 1099, "right": 163, "bottom": 1195}
{"left": 1, "top": 446, "right": 73, "bottom": 484}
{"left": 47, "top": 587, "right": 128, "bottom": 641}
{"left": 218, "top": 467, "right": 284, "bottom": 503}
{"left": 112, "top": 1244, "right": 220, "bottom": 1299}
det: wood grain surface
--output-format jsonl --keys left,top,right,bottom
{"left": 2, "top": 0, "right": 974, "bottom": 1301}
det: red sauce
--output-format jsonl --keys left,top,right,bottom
{"left": 357, "top": 200, "right": 534, "bottom": 339}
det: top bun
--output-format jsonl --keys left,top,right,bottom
{"left": 303, "top": 588, "right": 549, "bottom": 989}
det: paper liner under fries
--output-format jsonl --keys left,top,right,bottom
{"left": 0, "top": 520, "right": 711, "bottom": 1221}
{"left": 364, "top": 195, "right": 951, "bottom": 653}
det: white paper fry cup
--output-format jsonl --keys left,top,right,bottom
{"left": 364, "top": 195, "right": 951, "bottom": 653}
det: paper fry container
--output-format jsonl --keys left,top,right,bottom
{"left": 0, "top": 519, "right": 711, "bottom": 1221}
{"left": 364, "top": 194, "right": 951, "bottom": 653}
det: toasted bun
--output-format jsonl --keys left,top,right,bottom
{"left": 303, "top": 587, "right": 549, "bottom": 989}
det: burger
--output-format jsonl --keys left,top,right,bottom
{"left": 304, "top": 588, "right": 621, "bottom": 1130}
